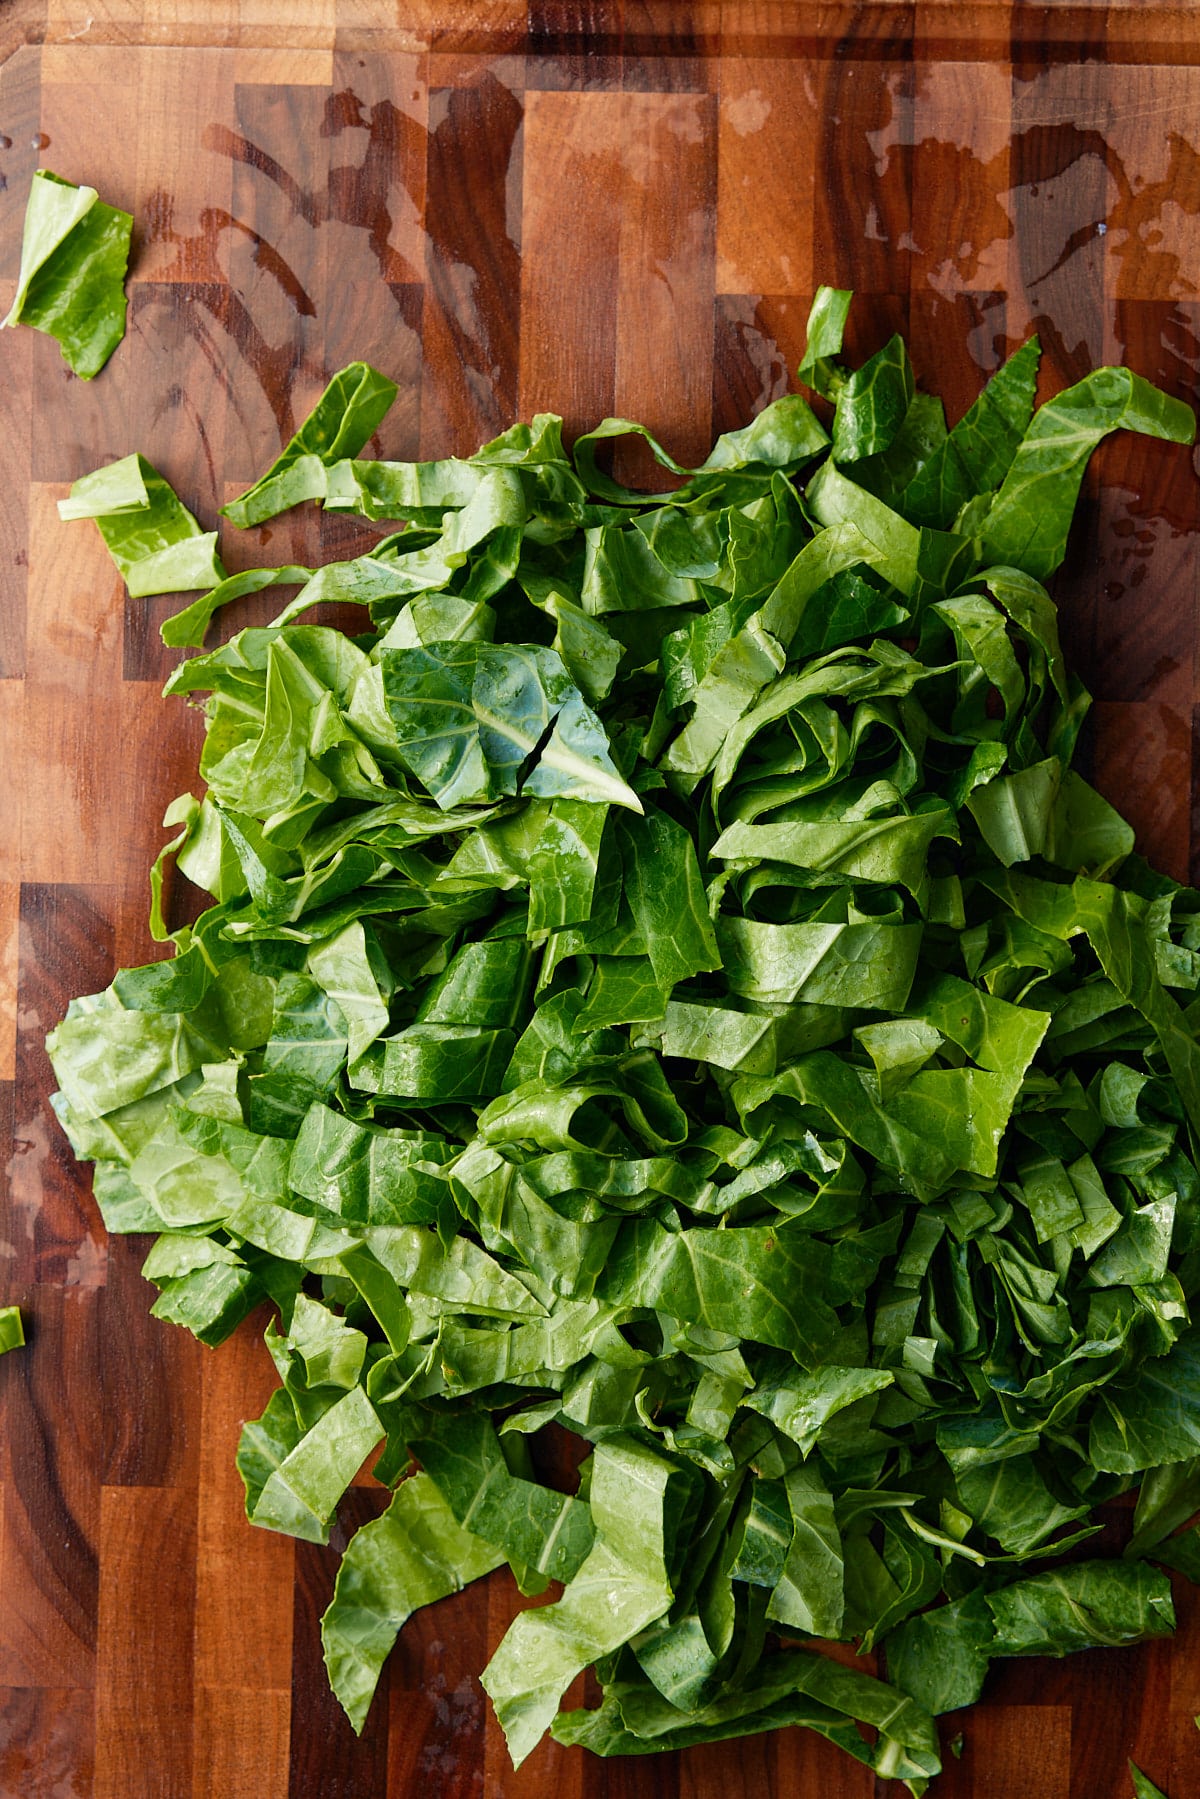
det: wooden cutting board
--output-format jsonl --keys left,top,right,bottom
{"left": 3, "top": 4, "right": 1200, "bottom": 1795}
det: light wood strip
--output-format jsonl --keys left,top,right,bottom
{"left": 132, "top": 48, "right": 238, "bottom": 282}
{"left": 232, "top": 46, "right": 337, "bottom": 83}
{"left": 236, "top": 0, "right": 337, "bottom": 51}
{"left": 0, "top": 881, "right": 14, "bottom": 1083}
{"left": 193, "top": 1686, "right": 291, "bottom": 1799}
{"left": 193, "top": 1318, "right": 295, "bottom": 1693}
{"left": 94, "top": 1484, "right": 197, "bottom": 1799}
{"left": 20, "top": 488, "right": 127, "bottom": 889}
{"left": 614, "top": 91, "right": 716, "bottom": 468}
{"left": 519, "top": 90, "right": 621, "bottom": 435}
{"left": 716, "top": 57, "right": 817, "bottom": 296}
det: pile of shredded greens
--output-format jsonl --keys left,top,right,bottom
{"left": 47, "top": 289, "right": 1200, "bottom": 1789}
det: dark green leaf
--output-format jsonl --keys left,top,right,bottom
{"left": 222, "top": 363, "right": 399, "bottom": 527}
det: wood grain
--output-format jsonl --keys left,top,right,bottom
{"left": 3, "top": 5, "right": 1200, "bottom": 1795}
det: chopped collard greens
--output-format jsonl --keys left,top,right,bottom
{"left": 48, "top": 290, "right": 1200, "bottom": 1789}
{"left": 3, "top": 170, "right": 131, "bottom": 377}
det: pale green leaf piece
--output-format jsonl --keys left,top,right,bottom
{"left": 322, "top": 1473, "right": 505, "bottom": 1732}
{"left": 481, "top": 1437, "right": 678, "bottom": 1766}
{"left": 3, "top": 169, "right": 131, "bottom": 376}
{"left": 243, "top": 1383, "right": 382, "bottom": 1543}
{"left": 222, "top": 362, "right": 399, "bottom": 527}
{"left": 58, "top": 453, "right": 226, "bottom": 596}
{"left": 979, "top": 367, "right": 1195, "bottom": 580}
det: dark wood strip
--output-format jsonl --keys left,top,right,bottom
{"left": 584, "top": 1750, "right": 683, "bottom": 1799}
{"left": 389, "top": 1577, "right": 492, "bottom": 1799}
{"left": 527, "top": 0, "right": 622, "bottom": 90}
{"left": 1008, "top": 62, "right": 1113, "bottom": 391}
{"left": 1068, "top": 442, "right": 1197, "bottom": 709}
{"left": 322, "top": 280, "right": 425, "bottom": 465}
{"left": 713, "top": 293, "right": 810, "bottom": 438}
{"left": 1103, "top": 5, "right": 1200, "bottom": 62}
{"left": 779, "top": 1720, "right": 876, "bottom": 1799}
{"left": 907, "top": 60, "right": 1014, "bottom": 323}
{"left": 1052, "top": 303, "right": 1197, "bottom": 744}
{"left": 224, "top": 82, "right": 331, "bottom": 481}
{"left": 0, "top": 1081, "right": 13, "bottom": 1306}
{"left": 420, "top": 73, "right": 523, "bottom": 456}
{"left": 26, "top": 324, "right": 139, "bottom": 484}
{"left": 100, "top": 1236, "right": 201, "bottom": 1488}
{"left": 1063, "top": 1642, "right": 1171, "bottom": 1799}
{"left": 835, "top": 289, "right": 911, "bottom": 371}
{"left": 0, "top": 1285, "right": 101, "bottom": 1688}
{"left": 683, "top": 1729, "right": 792, "bottom": 1799}
{"left": 0, "top": 1684, "right": 95, "bottom": 1799}
{"left": 14, "top": 885, "right": 113, "bottom": 1289}
{"left": 621, "top": 0, "right": 712, "bottom": 93}
{"left": 813, "top": 58, "right": 915, "bottom": 295}
{"left": 907, "top": 290, "right": 1014, "bottom": 420}
{"left": 0, "top": 682, "right": 21, "bottom": 927}
{"left": 1011, "top": 4, "right": 1107, "bottom": 75}
{"left": 326, "top": 50, "right": 430, "bottom": 290}
{"left": 288, "top": 1490, "right": 391, "bottom": 1799}
{"left": 94, "top": 1484, "right": 197, "bottom": 1799}
{"left": 933, "top": 1703, "right": 1072, "bottom": 1798}
{"left": 1168, "top": 1578, "right": 1200, "bottom": 1795}
{"left": 123, "top": 283, "right": 233, "bottom": 511}
{"left": 482, "top": 1578, "right": 588, "bottom": 1799}
{"left": 1094, "top": 699, "right": 1192, "bottom": 886}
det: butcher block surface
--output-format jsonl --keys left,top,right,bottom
{"left": 4, "top": 3, "right": 1200, "bottom": 1795}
